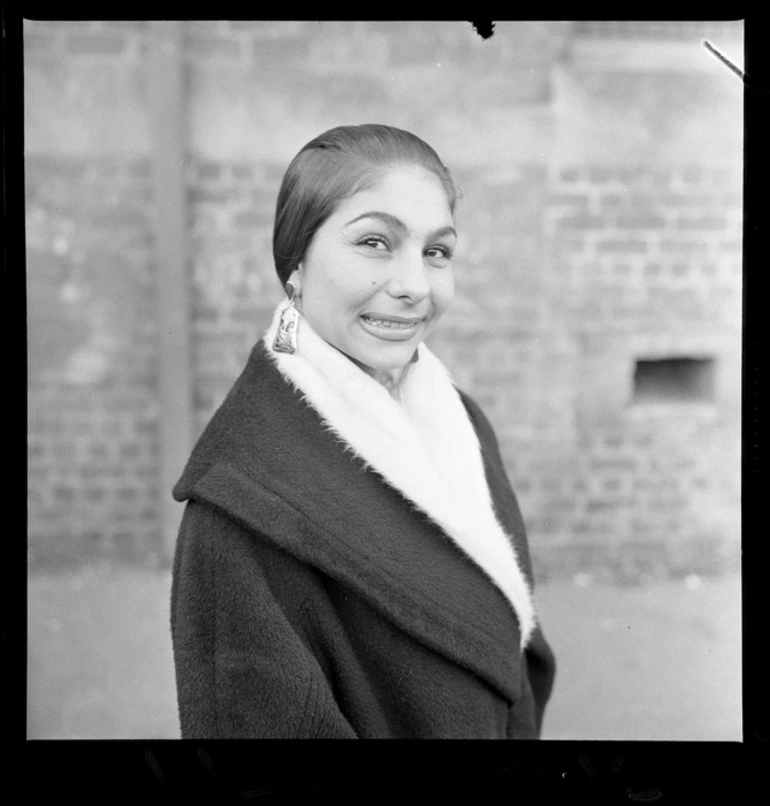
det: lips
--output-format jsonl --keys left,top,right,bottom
{"left": 359, "top": 312, "right": 426, "bottom": 340}
{"left": 361, "top": 313, "right": 424, "bottom": 329}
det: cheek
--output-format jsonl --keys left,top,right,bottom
{"left": 305, "top": 264, "right": 376, "bottom": 313}
{"left": 433, "top": 272, "right": 455, "bottom": 314}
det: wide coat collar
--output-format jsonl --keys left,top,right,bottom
{"left": 174, "top": 330, "right": 536, "bottom": 705}
{"left": 262, "top": 303, "right": 536, "bottom": 649}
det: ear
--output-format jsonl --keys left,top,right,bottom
{"left": 286, "top": 270, "right": 303, "bottom": 312}
{"left": 287, "top": 269, "right": 302, "bottom": 296}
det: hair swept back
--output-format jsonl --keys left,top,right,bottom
{"left": 272, "top": 123, "right": 459, "bottom": 287}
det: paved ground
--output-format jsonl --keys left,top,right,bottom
{"left": 536, "top": 571, "right": 741, "bottom": 740}
{"left": 27, "top": 563, "right": 741, "bottom": 740}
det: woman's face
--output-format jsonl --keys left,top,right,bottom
{"left": 292, "top": 165, "right": 457, "bottom": 380}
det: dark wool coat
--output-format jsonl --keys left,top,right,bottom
{"left": 170, "top": 340, "right": 556, "bottom": 739}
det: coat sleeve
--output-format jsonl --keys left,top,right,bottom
{"left": 170, "top": 500, "right": 359, "bottom": 739}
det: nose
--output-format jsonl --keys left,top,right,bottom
{"left": 387, "top": 248, "right": 431, "bottom": 303}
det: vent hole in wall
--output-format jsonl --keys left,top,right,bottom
{"left": 633, "top": 357, "right": 715, "bottom": 404}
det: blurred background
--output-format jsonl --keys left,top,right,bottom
{"left": 26, "top": 20, "right": 743, "bottom": 740}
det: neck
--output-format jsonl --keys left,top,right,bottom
{"left": 346, "top": 358, "right": 410, "bottom": 400}
{"left": 369, "top": 367, "right": 407, "bottom": 400}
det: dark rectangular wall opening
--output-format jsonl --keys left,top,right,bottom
{"left": 633, "top": 357, "right": 715, "bottom": 404}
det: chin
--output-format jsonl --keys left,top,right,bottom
{"left": 350, "top": 345, "right": 416, "bottom": 374}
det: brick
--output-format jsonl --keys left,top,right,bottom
{"left": 388, "top": 30, "right": 442, "bottom": 66}
{"left": 134, "top": 418, "right": 158, "bottom": 436}
{"left": 556, "top": 214, "right": 606, "bottom": 230}
{"left": 543, "top": 497, "right": 576, "bottom": 513}
{"left": 615, "top": 541, "right": 668, "bottom": 573}
{"left": 649, "top": 169, "right": 673, "bottom": 186}
{"left": 712, "top": 168, "right": 737, "bottom": 186}
{"left": 659, "top": 240, "right": 708, "bottom": 254}
{"left": 196, "top": 162, "right": 223, "bottom": 183}
{"left": 615, "top": 215, "right": 666, "bottom": 229}
{"left": 518, "top": 164, "right": 548, "bottom": 183}
{"left": 35, "top": 158, "right": 89, "bottom": 180}
{"left": 24, "top": 33, "right": 62, "bottom": 56}
{"left": 721, "top": 193, "right": 742, "bottom": 208}
{"left": 552, "top": 235, "right": 586, "bottom": 254}
{"left": 627, "top": 193, "right": 658, "bottom": 209}
{"left": 600, "top": 193, "right": 625, "bottom": 208}
{"left": 596, "top": 239, "right": 648, "bottom": 254}
{"left": 188, "top": 36, "right": 242, "bottom": 60}
{"left": 189, "top": 188, "right": 238, "bottom": 204}
{"left": 528, "top": 515, "right": 562, "bottom": 536}
{"left": 65, "top": 33, "right": 127, "bottom": 55}
{"left": 28, "top": 441, "right": 45, "bottom": 459}
{"left": 680, "top": 166, "right": 705, "bottom": 184}
{"left": 590, "top": 458, "right": 637, "bottom": 472}
{"left": 230, "top": 163, "right": 256, "bottom": 181}
{"left": 676, "top": 216, "right": 728, "bottom": 230}
{"left": 249, "top": 36, "right": 312, "bottom": 67}
{"left": 91, "top": 208, "right": 149, "bottom": 229}
{"left": 660, "top": 192, "right": 714, "bottom": 207}
{"left": 552, "top": 541, "right": 613, "bottom": 568}
{"left": 558, "top": 167, "right": 580, "bottom": 183}
{"left": 587, "top": 167, "right": 613, "bottom": 183}
{"left": 53, "top": 485, "right": 76, "bottom": 503}
{"left": 548, "top": 192, "right": 589, "bottom": 208}
{"left": 127, "top": 160, "right": 152, "bottom": 179}
{"left": 29, "top": 21, "right": 95, "bottom": 32}
{"left": 231, "top": 210, "right": 262, "bottom": 230}
{"left": 99, "top": 22, "right": 151, "bottom": 33}
{"left": 648, "top": 494, "right": 688, "bottom": 511}
{"left": 112, "top": 530, "right": 137, "bottom": 549}
{"left": 615, "top": 167, "right": 647, "bottom": 184}
{"left": 228, "top": 21, "right": 279, "bottom": 34}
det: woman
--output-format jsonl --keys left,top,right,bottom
{"left": 170, "top": 124, "right": 556, "bottom": 739}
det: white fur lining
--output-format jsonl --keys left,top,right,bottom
{"left": 264, "top": 302, "right": 536, "bottom": 649}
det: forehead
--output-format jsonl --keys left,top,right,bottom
{"left": 333, "top": 166, "right": 453, "bottom": 227}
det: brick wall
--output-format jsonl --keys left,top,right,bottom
{"left": 536, "top": 164, "right": 741, "bottom": 579}
{"left": 26, "top": 21, "right": 161, "bottom": 566}
{"left": 26, "top": 20, "right": 743, "bottom": 578}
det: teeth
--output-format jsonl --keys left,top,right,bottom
{"left": 362, "top": 317, "right": 417, "bottom": 330}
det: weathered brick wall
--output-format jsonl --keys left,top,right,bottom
{"left": 535, "top": 164, "right": 742, "bottom": 579}
{"left": 26, "top": 20, "right": 743, "bottom": 578}
{"left": 187, "top": 158, "right": 284, "bottom": 433}
{"left": 26, "top": 21, "right": 162, "bottom": 566}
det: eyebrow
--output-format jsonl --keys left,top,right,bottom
{"left": 344, "top": 211, "right": 456, "bottom": 240}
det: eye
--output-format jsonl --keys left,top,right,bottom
{"left": 425, "top": 245, "right": 453, "bottom": 264}
{"left": 357, "top": 235, "right": 390, "bottom": 251}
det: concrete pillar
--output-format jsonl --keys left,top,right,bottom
{"left": 149, "top": 22, "right": 193, "bottom": 562}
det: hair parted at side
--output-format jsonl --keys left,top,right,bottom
{"left": 272, "top": 123, "right": 459, "bottom": 288}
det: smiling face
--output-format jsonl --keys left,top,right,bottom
{"left": 290, "top": 165, "right": 457, "bottom": 382}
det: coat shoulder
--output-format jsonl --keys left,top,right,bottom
{"left": 172, "top": 341, "right": 303, "bottom": 502}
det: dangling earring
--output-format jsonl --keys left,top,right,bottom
{"left": 273, "top": 280, "right": 300, "bottom": 354}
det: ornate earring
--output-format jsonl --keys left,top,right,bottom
{"left": 273, "top": 280, "right": 300, "bottom": 354}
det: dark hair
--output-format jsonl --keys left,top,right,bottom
{"left": 272, "top": 124, "right": 459, "bottom": 287}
